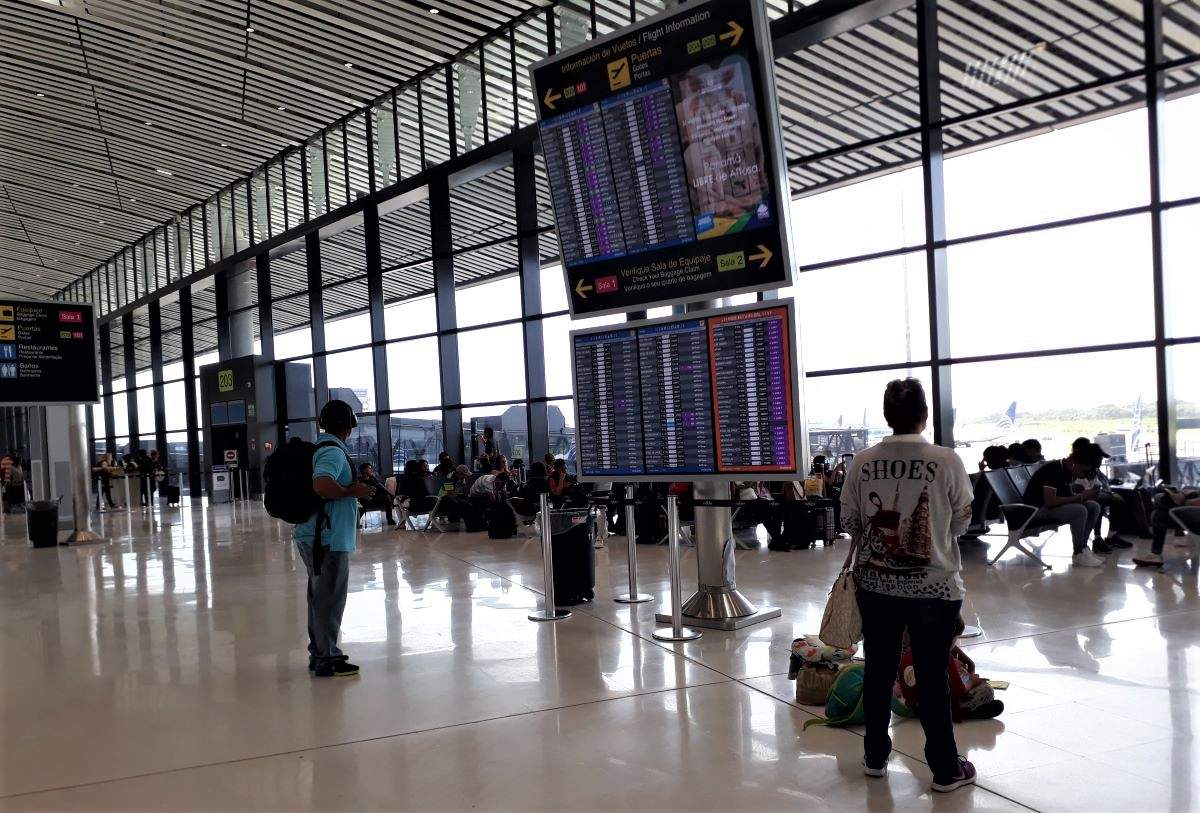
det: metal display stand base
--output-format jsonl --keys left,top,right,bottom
{"left": 655, "top": 606, "right": 782, "bottom": 631}
{"left": 63, "top": 530, "right": 104, "bottom": 546}
{"left": 615, "top": 592, "right": 653, "bottom": 604}
{"left": 528, "top": 609, "right": 572, "bottom": 622}
{"left": 656, "top": 584, "right": 781, "bottom": 630}
{"left": 961, "top": 624, "right": 983, "bottom": 639}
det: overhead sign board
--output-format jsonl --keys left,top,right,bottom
{"left": 570, "top": 299, "right": 805, "bottom": 482}
{"left": 531, "top": 0, "right": 795, "bottom": 317}
{"left": 0, "top": 298, "right": 98, "bottom": 405}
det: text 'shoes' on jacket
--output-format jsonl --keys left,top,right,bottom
{"left": 840, "top": 435, "right": 974, "bottom": 601}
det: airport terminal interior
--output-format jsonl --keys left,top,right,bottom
{"left": 2, "top": 0, "right": 1200, "bottom": 809}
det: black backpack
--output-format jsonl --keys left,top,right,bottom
{"left": 264, "top": 438, "right": 343, "bottom": 524}
{"left": 487, "top": 501, "right": 517, "bottom": 539}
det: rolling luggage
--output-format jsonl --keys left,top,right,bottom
{"left": 548, "top": 508, "right": 596, "bottom": 604}
{"left": 162, "top": 483, "right": 181, "bottom": 506}
{"left": 487, "top": 502, "right": 517, "bottom": 539}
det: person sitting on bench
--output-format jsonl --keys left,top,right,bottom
{"left": 1022, "top": 443, "right": 1107, "bottom": 568}
{"left": 356, "top": 463, "right": 396, "bottom": 527}
{"left": 1134, "top": 489, "right": 1200, "bottom": 568}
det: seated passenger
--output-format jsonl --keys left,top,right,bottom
{"left": 1006, "top": 442, "right": 1030, "bottom": 466}
{"left": 397, "top": 459, "right": 436, "bottom": 515}
{"left": 736, "top": 481, "right": 782, "bottom": 547}
{"left": 1067, "top": 439, "right": 1129, "bottom": 553}
{"left": 469, "top": 459, "right": 498, "bottom": 505}
{"left": 547, "top": 458, "right": 570, "bottom": 506}
{"left": 1021, "top": 439, "right": 1044, "bottom": 464}
{"left": 978, "top": 445, "right": 1010, "bottom": 473}
{"left": 894, "top": 616, "right": 1004, "bottom": 723}
{"left": 1133, "top": 489, "right": 1200, "bottom": 568}
{"left": 357, "top": 463, "right": 396, "bottom": 527}
{"left": 512, "top": 462, "right": 549, "bottom": 517}
{"left": 1022, "top": 444, "right": 1107, "bottom": 567}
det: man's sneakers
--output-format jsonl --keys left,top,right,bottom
{"left": 1072, "top": 550, "right": 1104, "bottom": 568}
{"left": 313, "top": 660, "right": 360, "bottom": 678}
{"left": 1091, "top": 538, "right": 1114, "bottom": 555}
{"left": 931, "top": 757, "right": 977, "bottom": 793}
{"left": 862, "top": 757, "right": 888, "bottom": 778}
{"left": 1133, "top": 551, "right": 1164, "bottom": 568}
{"left": 309, "top": 655, "right": 359, "bottom": 677}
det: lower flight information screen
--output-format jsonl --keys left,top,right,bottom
{"left": 572, "top": 301, "right": 799, "bottom": 481}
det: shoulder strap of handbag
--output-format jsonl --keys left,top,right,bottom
{"left": 839, "top": 534, "right": 861, "bottom": 574}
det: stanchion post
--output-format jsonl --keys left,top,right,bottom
{"left": 123, "top": 476, "right": 132, "bottom": 513}
{"left": 528, "top": 493, "right": 571, "bottom": 622}
{"left": 653, "top": 495, "right": 701, "bottom": 642}
{"left": 615, "top": 484, "right": 652, "bottom": 604}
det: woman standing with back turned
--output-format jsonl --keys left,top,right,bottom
{"left": 839, "top": 379, "right": 976, "bottom": 793}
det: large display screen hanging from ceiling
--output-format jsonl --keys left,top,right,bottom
{"left": 530, "top": 0, "right": 795, "bottom": 317}
{"left": 570, "top": 299, "right": 804, "bottom": 482}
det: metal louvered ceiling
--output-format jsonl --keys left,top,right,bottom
{"left": 0, "top": 0, "right": 550, "bottom": 299}
{"left": 5, "top": 0, "right": 1200, "bottom": 308}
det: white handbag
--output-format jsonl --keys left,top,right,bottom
{"left": 819, "top": 538, "right": 863, "bottom": 649}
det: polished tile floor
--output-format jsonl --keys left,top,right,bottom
{"left": 1, "top": 500, "right": 1197, "bottom": 811}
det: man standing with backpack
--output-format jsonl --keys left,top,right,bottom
{"left": 289, "top": 400, "right": 374, "bottom": 678}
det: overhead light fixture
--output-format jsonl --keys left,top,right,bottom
{"left": 246, "top": 26, "right": 255, "bottom": 33}
{"left": 98, "top": 220, "right": 106, "bottom": 225}
{"left": 277, "top": 105, "right": 286, "bottom": 111}
{"left": 428, "top": 6, "right": 438, "bottom": 13}
{"left": 220, "top": 141, "right": 229, "bottom": 147}
{"left": 156, "top": 168, "right": 174, "bottom": 176}
{"left": 129, "top": 197, "right": 136, "bottom": 202}
{"left": 35, "top": 92, "right": 45, "bottom": 97}
{"left": 344, "top": 61, "right": 354, "bottom": 68}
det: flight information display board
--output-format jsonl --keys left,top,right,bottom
{"left": 532, "top": 0, "right": 794, "bottom": 317}
{"left": 0, "top": 298, "right": 98, "bottom": 405}
{"left": 571, "top": 300, "right": 803, "bottom": 482}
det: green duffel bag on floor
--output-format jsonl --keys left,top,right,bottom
{"left": 802, "top": 663, "right": 915, "bottom": 730}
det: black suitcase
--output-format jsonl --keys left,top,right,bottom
{"left": 487, "top": 503, "right": 517, "bottom": 539}
{"left": 161, "top": 483, "right": 181, "bottom": 506}
{"left": 549, "top": 509, "right": 596, "bottom": 605}
{"left": 778, "top": 501, "right": 817, "bottom": 550}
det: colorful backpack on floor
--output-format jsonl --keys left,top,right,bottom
{"left": 802, "top": 663, "right": 914, "bottom": 730}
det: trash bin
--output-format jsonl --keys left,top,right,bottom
{"left": 27, "top": 500, "right": 60, "bottom": 548}
{"left": 546, "top": 508, "right": 596, "bottom": 605}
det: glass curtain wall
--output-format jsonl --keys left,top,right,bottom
{"left": 83, "top": 0, "right": 1200, "bottom": 489}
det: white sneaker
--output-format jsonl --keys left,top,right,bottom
{"left": 1072, "top": 551, "right": 1103, "bottom": 568}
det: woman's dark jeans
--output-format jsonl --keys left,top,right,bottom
{"left": 856, "top": 588, "right": 963, "bottom": 780}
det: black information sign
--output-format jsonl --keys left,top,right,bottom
{"left": 532, "top": 0, "right": 794, "bottom": 317}
{"left": 570, "top": 299, "right": 802, "bottom": 483}
{"left": 0, "top": 298, "right": 99, "bottom": 404}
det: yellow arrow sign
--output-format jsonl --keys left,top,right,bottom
{"left": 719, "top": 20, "right": 744, "bottom": 47}
{"left": 574, "top": 278, "right": 594, "bottom": 299}
{"left": 544, "top": 87, "right": 562, "bottom": 111}
{"left": 748, "top": 244, "right": 773, "bottom": 269}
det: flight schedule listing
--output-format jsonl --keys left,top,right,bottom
{"left": 571, "top": 302, "right": 799, "bottom": 481}
{"left": 540, "top": 105, "right": 627, "bottom": 267}
{"left": 709, "top": 307, "right": 794, "bottom": 472}
{"left": 601, "top": 81, "right": 694, "bottom": 255}
{"left": 573, "top": 329, "right": 644, "bottom": 476}
{"left": 637, "top": 320, "right": 715, "bottom": 474}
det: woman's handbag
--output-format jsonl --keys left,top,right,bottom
{"left": 819, "top": 537, "right": 862, "bottom": 649}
